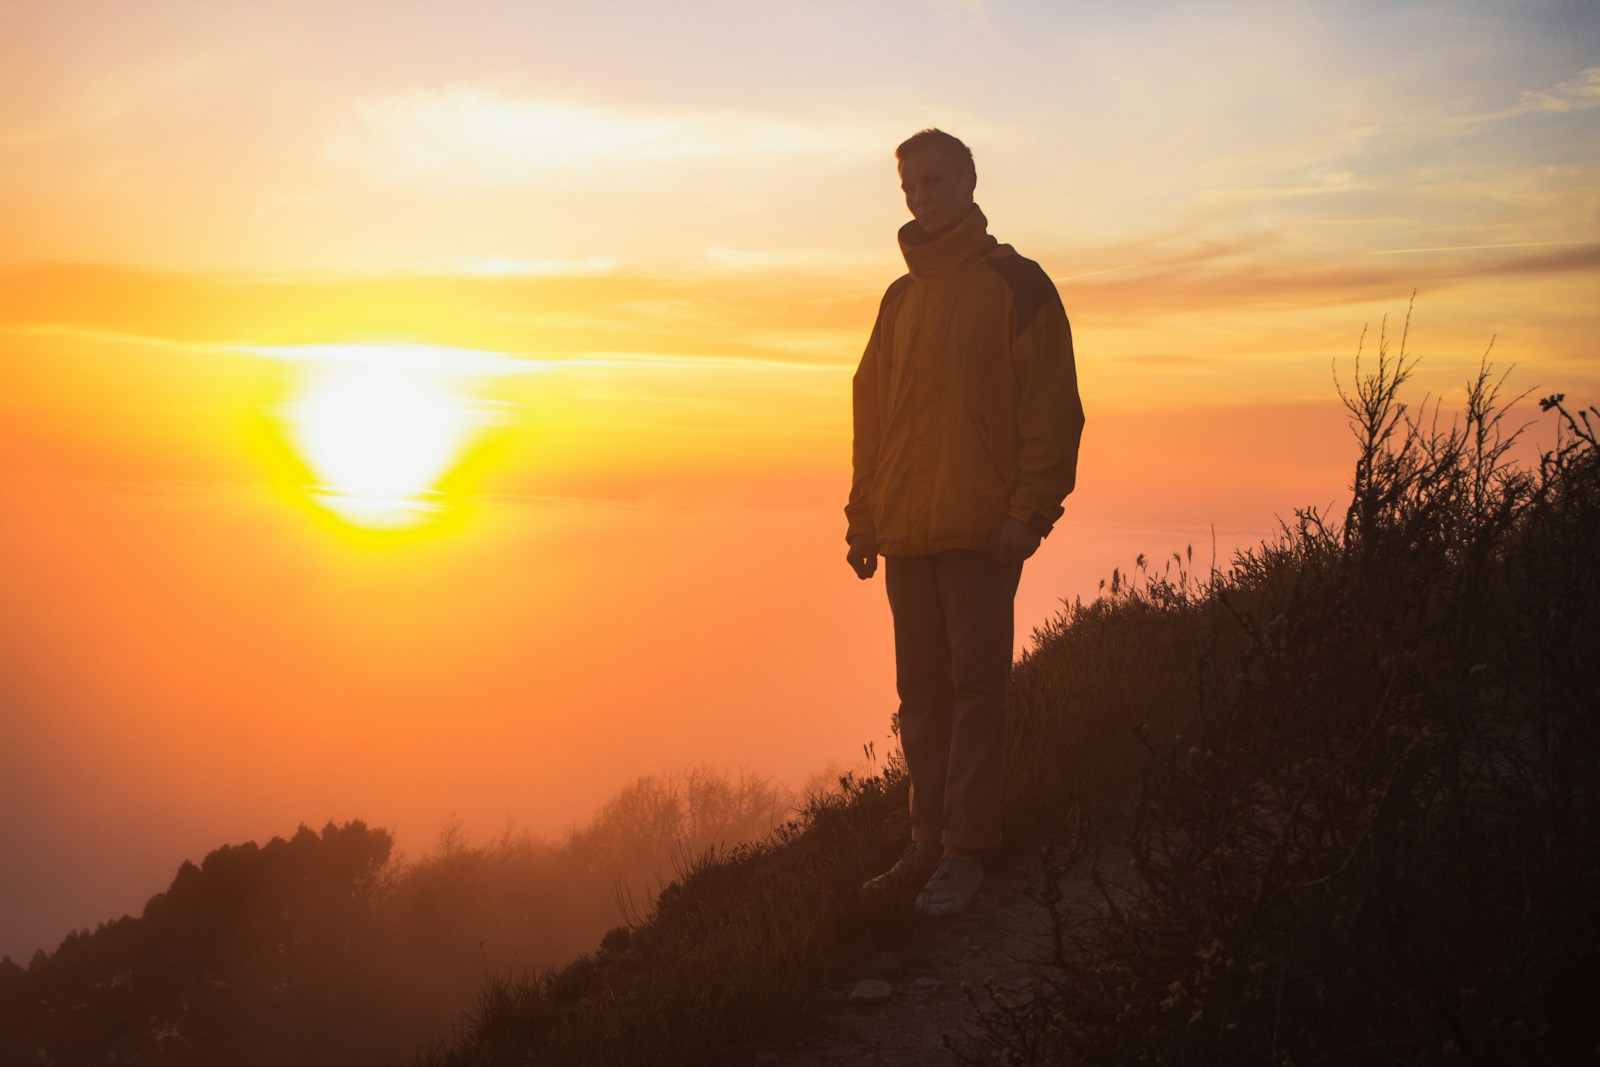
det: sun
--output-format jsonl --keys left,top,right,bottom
{"left": 286, "top": 361, "right": 476, "bottom": 528}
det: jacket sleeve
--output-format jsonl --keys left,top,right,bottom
{"left": 844, "top": 318, "right": 883, "bottom": 543}
{"left": 1007, "top": 296, "right": 1084, "bottom": 535}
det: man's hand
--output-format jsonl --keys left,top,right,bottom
{"left": 991, "top": 517, "right": 1042, "bottom": 566}
{"left": 846, "top": 534, "right": 879, "bottom": 580}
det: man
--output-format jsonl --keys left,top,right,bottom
{"left": 846, "top": 129, "right": 1084, "bottom": 916}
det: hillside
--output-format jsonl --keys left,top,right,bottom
{"left": 420, "top": 340, "right": 1600, "bottom": 1065}
{"left": 4, "top": 332, "right": 1597, "bottom": 1066}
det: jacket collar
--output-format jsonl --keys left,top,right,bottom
{"left": 898, "top": 204, "right": 995, "bottom": 279}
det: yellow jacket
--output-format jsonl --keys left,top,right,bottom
{"left": 847, "top": 206, "right": 1084, "bottom": 556}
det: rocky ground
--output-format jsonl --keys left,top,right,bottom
{"left": 753, "top": 841, "right": 1128, "bottom": 1067}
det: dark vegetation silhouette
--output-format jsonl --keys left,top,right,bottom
{"left": 3, "top": 308, "right": 1595, "bottom": 1066}
{"left": 0, "top": 769, "right": 789, "bottom": 1065}
{"left": 416, "top": 311, "right": 1597, "bottom": 1066}
{"left": 955, "top": 322, "right": 1600, "bottom": 1066}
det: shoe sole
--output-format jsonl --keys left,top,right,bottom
{"left": 914, "top": 887, "right": 980, "bottom": 916}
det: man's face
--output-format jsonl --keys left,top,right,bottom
{"left": 899, "top": 148, "right": 976, "bottom": 238}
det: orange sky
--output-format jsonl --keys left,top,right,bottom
{"left": 1, "top": 0, "right": 1596, "bottom": 963}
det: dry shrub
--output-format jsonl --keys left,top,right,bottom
{"left": 967, "top": 310, "right": 1600, "bottom": 1065}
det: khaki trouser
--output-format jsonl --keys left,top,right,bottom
{"left": 885, "top": 550, "right": 1022, "bottom": 851}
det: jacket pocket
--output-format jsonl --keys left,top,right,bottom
{"left": 965, "top": 400, "right": 1009, "bottom": 483}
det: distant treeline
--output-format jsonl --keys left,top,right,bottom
{"left": 0, "top": 767, "right": 808, "bottom": 1065}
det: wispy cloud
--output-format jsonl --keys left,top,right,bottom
{"left": 326, "top": 88, "right": 867, "bottom": 188}
{"left": 448, "top": 256, "right": 618, "bottom": 277}
{"left": 924, "top": 0, "right": 991, "bottom": 27}
{"left": 1461, "top": 66, "right": 1600, "bottom": 124}
{"left": 0, "top": 57, "right": 223, "bottom": 148}
{"left": 0, "top": 262, "right": 881, "bottom": 369}
{"left": 1374, "top": 241, "right": 1597, "bottom": 256}
{"left": 1053, "top": 233, "right": 1600, "bottom": 318}
{"left": 238, "top": 342, "right": 537, "bottom": 377}
{"left": 700, "top": 246, "right": 875, "bottom": 272}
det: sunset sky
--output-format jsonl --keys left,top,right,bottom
{"left": 2, "top": 0, "right": 1596, "bottom": 963}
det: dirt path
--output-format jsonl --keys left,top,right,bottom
{"left": 753, "top": 843, "right": 1125, "bottom": 1067}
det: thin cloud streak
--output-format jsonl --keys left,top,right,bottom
{"left": 0, "top": 55, "right": 230, "bottom": 148}
{"left": 0, "top": 261, "right": 885, "bottom": 367}
{"left": 1374, "top": 241, "right": 1597, "bottom": 255}
{"left": 239, "top": 342, "right": 539, "bottom": 377}
{"left": 1456, "top": 66, "right": 1600, "bottom": 124}
{"left": 1066, "top": 247, "right": 1600, "bottom": 318}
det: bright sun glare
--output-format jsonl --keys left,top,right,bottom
{"left": 288, "top": 362, "right": 476, "bottom": 528}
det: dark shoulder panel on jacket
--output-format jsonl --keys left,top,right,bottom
{"left": 870, "top": 273, "right": 914, "bottom": 356}
{"left": 879, "top": 273, "right": 913, "bottom": 318}
{"left": 983, "top": 252, "right": 1062, "bottom": 338}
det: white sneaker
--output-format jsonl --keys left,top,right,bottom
{"left": 915, "top": 854, "right": 983, "bottom": 916}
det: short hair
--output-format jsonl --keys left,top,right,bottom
{"left": 895, "top": 129, "right": 975, "bottom": 179}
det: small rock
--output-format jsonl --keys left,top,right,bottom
{"left": 754, "top": 1054, "right": 780, "bottom": 1064}
{"left": 912, "top": 976, "right": 940, "bottom": 992}
{"left": 849, "top": 978, "right": 893, "bottom": 1003}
